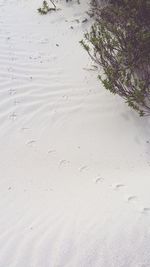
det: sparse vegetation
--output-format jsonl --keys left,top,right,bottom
{"left": 38, "top": 0, "right": 56, "bottom": 15}
{"left": 38, "top": 0, "right": 80, "bottom": 15}
{"left": 81, "top": 0, "right": 150, "bottom": 116}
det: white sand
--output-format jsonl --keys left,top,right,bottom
{"left": 0, "top": 0, "right": 150, "bottom": 266}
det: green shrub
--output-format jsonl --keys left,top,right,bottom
{"left": 81, "top": 0, "right": 150, "bottom": 116}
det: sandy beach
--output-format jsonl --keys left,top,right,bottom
{"left": 0, "top": 0, "right": 150, "bottom": 266}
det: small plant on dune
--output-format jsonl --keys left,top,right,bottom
{"left": 80, "top": 0, "right": 150, "bottom": 116}
{"left": 38, "top": 0, "right": 56, "bottom": 15}
{"left": 38, "top": 0, "right": 80, "bottom": 15}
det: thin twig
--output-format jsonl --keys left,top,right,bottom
{"left": 49, "top": 0, "right": 56, "bottom": 9}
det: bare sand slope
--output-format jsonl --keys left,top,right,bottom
{"left": 0, "top": 0, "right": 150, "bottom": 266}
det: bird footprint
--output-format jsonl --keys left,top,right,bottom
{"left": 79, "top": 165, "right": 88, "bottom": 172}
{"left": 48, "top": 149, "right": 56, "bottom": 154}
{"left": 142, "top": 208, "right": 150, "bottom": 214}
{"left": 127, "top": 195, "right": 137, "bottom": 202}
{"left": 95, "top": 177, "right": 104, "bottom": 184}
{"left": 114, "top": 184, "right": 125, "bottom": 190}
{"left": 26, "top": 140, "right": 36, "bottom": 146}
{"left": 59, "top": 160, "right": 70, "bottom": 167}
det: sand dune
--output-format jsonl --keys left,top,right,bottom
{"left": 0, "top": 0, "right": 150, "bottom": 266}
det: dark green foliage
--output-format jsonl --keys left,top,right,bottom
{"left": 81, "top": 0, "right": 150, "bottom": 116}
